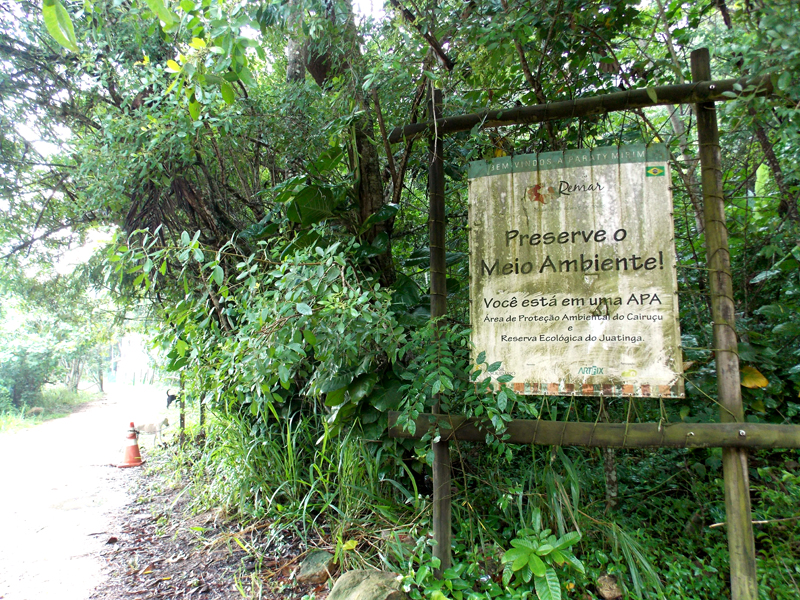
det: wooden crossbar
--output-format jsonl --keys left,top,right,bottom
{"left": 388, "top": 76, "right": 772, "bottom": 143}
{"left": 388, "top": 412, "right": 800, "bottom": 449}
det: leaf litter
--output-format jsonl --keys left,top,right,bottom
{"left": 90, "top": 452, "right": 332, "bottom": 600}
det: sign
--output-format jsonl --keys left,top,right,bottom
{"left": 468, "top": 144, "right": 683, "bottom": 397}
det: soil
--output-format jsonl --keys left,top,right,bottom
{"left": 90, "top": 453, "right": 332, "bottom": 600}
{"left": 0, "top": 384, "right": 331, "bottom": 600}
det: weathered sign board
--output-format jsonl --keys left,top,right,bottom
{"left": 468, "top": 144, "right": 683, "bottom": 397}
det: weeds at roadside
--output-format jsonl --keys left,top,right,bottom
{"left": 0, "top": 385, "right": 101, "bottom": 432}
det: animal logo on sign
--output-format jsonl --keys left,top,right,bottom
{"left": 525, "top": 184, "right": 557, "bottom": 205}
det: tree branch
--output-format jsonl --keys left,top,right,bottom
{"left": 387, "top": 0, "right": 454, "bottom": 71}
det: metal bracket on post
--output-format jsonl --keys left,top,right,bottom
{"left": 691, "top": 47, "right": 758, "bottom": 600}
{"left": 428, "top": 86, "right": 452, "bottom": 576}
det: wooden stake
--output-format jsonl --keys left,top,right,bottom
{"left": 428, "top": 87, "right": 452, "bottom": 575}
{"left": 692, "top": 48, "right": 758, "bottom": 600}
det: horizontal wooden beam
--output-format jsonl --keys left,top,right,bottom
{"left": 388, "top": 76, "right": 773, "bottom": 144}
{"left": 388, "top": 412, "right": 800, "bottom": 449}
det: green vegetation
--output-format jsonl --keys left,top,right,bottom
{"left": 1, "top": 0, "right": 800, "bottom": 598}
{"left": 0, "top": 385, "right": 101, "bottom": 432}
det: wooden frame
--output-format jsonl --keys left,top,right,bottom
{"left": 387, "top": 49, "right": 786, "bottom": 599}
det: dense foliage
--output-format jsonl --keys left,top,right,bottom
{"left": 2, "top": 0, "right": 799, "bottom": 597}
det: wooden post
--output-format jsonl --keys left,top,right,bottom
{"left": 692, "top": 48, "right": 758, "bottom": 600}
{"left": 428, "top": 86, "right": 452, "bottom": 574}
{"left": 179, "top": 371, "right": 186, "bottom": 447}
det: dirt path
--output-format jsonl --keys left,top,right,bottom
{"left": 0, "top": 384, "right": 166, "bottom": 600}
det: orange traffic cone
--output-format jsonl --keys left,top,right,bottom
{"left": 118, "top": 422, "right": 144, "bottom": 468}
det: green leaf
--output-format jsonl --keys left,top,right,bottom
{"left": 561, "top": 552, "right": 585, "bottom": 574}
{"left": 281, "top": 231, "right": 325, "bottom": 259}
{"left": 359, "top": 203, "right": 399, "bottom": 234}
{"left": 536, "top": 544, "right": 554, "bottom": 556}
{"left": 42, "top": 0, "right": 79, "bottom": 53}
{"left": 212, "top": 265, "right": 223, "bottom": 286}
{"left": 240, "top": 220, "right": 279, "bottom": 241}
{"left": 773, "top": 322, "right": 800, "bottom": 337}
{"left": 503, "top": 547, "right": 528, "bottom": 566}
{"left": 347, "top": 373, "right": 379, "bottom": 403}
{"left": 296, "top": 302, "right": 313, "bottom": 316}
{"left": 750, "top": 269, "right": 781, "bottom": 284}
{"left": 220, "top": 82, "right": 235, "bottom": 104}
{"left": 391, "top": 274, "right": 421, "bottom": 308}
{"left": 554, "top": 531, "right": 580, "bottom": 549}
{"left": 318, "top": 372, "right": 355, "bottom": 393}
{"left": 341, "top": 539, "right": 357, "bottom": 551}
{"left": 302, "top": 330, "right": 317, "bottom": 346}
{"left": 311, "top": 146, "right": 344, "bottom": 173}
{"left": 528, "top": 553, "right": 546, "bottom": 577}
{"left": 371, "top": 380, "right": 403, "bottom": 411}
{"left": 497, "top": 390, "right": 508, "bottom": 411}
{"left": 754, "top": 304, "right": 793, "bottom": 317}
{"left": 512, "top": 553, "right": 530, "bottom": 571}
{"left": 188, "top": 100, "right": 201, "bottom": 120}
{"left": 325, "top": 386, "right": 347, "bottom": 407}
{"left": 236, "top": 65, "right": 255, "bottom": 87}
{"left": 487, "top": 361, "right": 502, "bottom": 373}
{"left": 777, "top": 70, "right": 792, "bottom": 91}
{"left": 534, "top": 567, "right": 561, "bottom": 600}
{"left": 645, "top": 87, "right": 658, "bottom": 103}
{"left": 144, "top": 0, "right": 174, "bottom": 26}
{"left": 286, "top": 186, "right": 338, "bottom": 226}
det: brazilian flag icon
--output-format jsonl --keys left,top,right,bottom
{"left": 646, "top": 165, "right": 665, "bottom": 177}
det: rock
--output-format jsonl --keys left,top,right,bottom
{"left": 296, "top": 549, "right": 336, "bottom": 585}
{"left": 327, "top": 570, "right": 406, "bottom": 600}
{"left": 596, "top": 574, "right": 623, "bottom": 600}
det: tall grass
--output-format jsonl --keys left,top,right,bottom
{"left": 0, "top": 385, "right": 99, "bottom": 433}
{"left": 166, "top": 406, "right": 423, "bottom": 567}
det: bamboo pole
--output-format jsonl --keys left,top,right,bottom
{"left": 388, "top": 76, "right": 772, "bottom": 144}
{"left": 388, "top": 413, "right": 800, "bottom": 449}
{"left": 428, "top": 87, "right": 452, "bottom": 575}
{"left": 692, "top": 48, "right": 757, "bottom": 600}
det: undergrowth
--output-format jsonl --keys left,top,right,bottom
{"left": 136, "top": 402, "right": 800, "bottom": 600}
{"left": 0, "top": 385, "right": 100, "bottom": 433}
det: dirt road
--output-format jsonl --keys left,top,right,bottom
{"left": 0, "top": 384, "right": 169, "bottom": 600}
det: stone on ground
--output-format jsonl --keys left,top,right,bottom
{"left": 596, "top": 573, "right": 623, "bottom": 599}
{"left": 327, "top": 570, "right": 406, "bottom": 600}
{"left": 297, "top": 549, "right": 336, "bottom": 584}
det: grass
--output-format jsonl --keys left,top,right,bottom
{"left": 0, "top": 385, "right": 102, "bottom": 433}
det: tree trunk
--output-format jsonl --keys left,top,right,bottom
{"left": 284, "top": 0, "right": 395, "bottom": 285}
{"left": 285, "top": 0, "right": 306, "bottom": 83}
